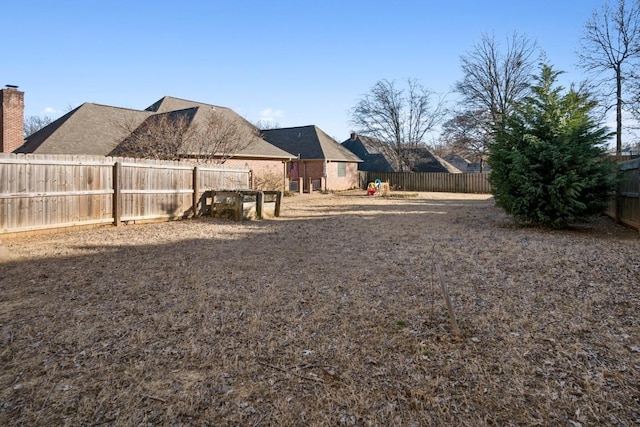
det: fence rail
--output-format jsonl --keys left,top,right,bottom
{"left": 359, "top": 171, "right": 492, "bottom": 194}
{"left": 0, "top": 153, "right": 250, "bottom": 235}
{"left": 605, "top": 158, "right": 640, "bottom": 231}
{"left": 4, "top": 155, "right": 637, "bottom": 235}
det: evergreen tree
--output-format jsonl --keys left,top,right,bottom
{"left": 488, "top": 64, "right": 616, "bottom": 228}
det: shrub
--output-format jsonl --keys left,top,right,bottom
{"left": 254, "top": 172, "right": 284, "bottom": 191}
{"left": 488, "top": 64, "right": 616, "bottom": 228}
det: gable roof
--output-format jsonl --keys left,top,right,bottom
{"left": 177, "top": 102, "right": 294, "bottom": 159}
{"left": 262, "top": 125, "right": 361, "bottom": 162}
{"left": 342, "top": 134, "right": 402, "bottom": 171}
{"left": 442, "top": 153, "right": 488, "bottom": 173}
{"left": 433, "top": 154, "right": 463, "bottom": 173}
{"left": 17, "top": 97, "right": 295, "bottom": 160}
{"left": 409, "top": 147, "right": 461, "bottom": 173}
{"left": 342, "top": 133, "right": 460, "bottom": 173}
{"left": 16, "top": 103, "right": 151, "bottom": 155}
{"left": 145, "top": 96, "right": 213, "bottom": 113}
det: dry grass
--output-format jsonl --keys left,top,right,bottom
{"left": 1, "top": 191, "right": 639, "bottom": 426}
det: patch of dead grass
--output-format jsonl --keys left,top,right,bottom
{"left": 1, "top": 191, "right": 639, "bottom": 425}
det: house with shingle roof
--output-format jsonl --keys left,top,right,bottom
{"left": 16, "top": 96, "right": 296, "bottom": 189}
{"left": 341, "top": 132, "right": 401, "bottom": 172}
{"left": 16, "top": 103, "right": 151, "bottom": 155}
{"left": 410, "top": 147, "right": 461, "bottom": 173}
{"left": 261, "top": 125, "right": 362, "bottom": 192}
{"left": 342, "top": 132, "right": 459, "bottom": 173}
{"left": 442, "top": 153, "right": 488, "bottom": 173}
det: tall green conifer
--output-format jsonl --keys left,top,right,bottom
{"left": 488, "top": 64, "right": 616, "bottom": 228}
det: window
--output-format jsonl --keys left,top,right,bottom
{"left": 337, "top": 162, "right": 346, "bottom": 177}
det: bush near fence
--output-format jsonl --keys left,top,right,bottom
{"left": 359, "top": 163, "right": 638, "bottom": 231}
{"left": 0, "top": 153, "right": 250, "bottom": 236}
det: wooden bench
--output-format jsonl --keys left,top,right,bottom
{"left": 210, "top": 190, "right": 282, "bottom": 221}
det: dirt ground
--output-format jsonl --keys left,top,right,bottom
{"left": 1, "top": 190, "right": 639, "bottom": 426}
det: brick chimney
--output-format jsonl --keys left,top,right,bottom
{"left": 1, "top": 85, "right": 25, "bottom": 153}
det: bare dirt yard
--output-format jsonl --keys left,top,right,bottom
{"left": 1, "top": 190, "right": 639, "bottom": 426}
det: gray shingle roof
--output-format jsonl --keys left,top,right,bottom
{"left": 177, "top": 104, "right": 294, "bottom": 159}
{"left": 442, "top": 153, "right": 487, "bottom": 173}
{"left": 262, "top": 125, "right": 362, "bottom": 162}
{"left": 342, "top": 134, "right": 402, "bottom": 171}
{"left": 409, "top": 147, "right": 460, "bottom": 173}
{"left": 17, "top": 103, "right": 151, "bottom": 155}
{"left": 17, "top": 96, "right": 295, "bottom": 160}
{"left": 341, "top": 133, "right": 460, "bottom": 173}
{"left": 145, "top": 96, "right": 214, "bottom": 113}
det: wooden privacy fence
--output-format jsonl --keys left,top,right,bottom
{"left": 359, "top": 171, "right": 492, "bottom": 194}
{"left": 605, "top": 158, "right": 640, "bottom": 231}
{"left": 0, "top": 153, "right": 250, "bottom": 235}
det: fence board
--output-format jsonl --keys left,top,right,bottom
{"left": 605, "top": 158, "right": 640, "bottom": 231}
{"left": 0, "top": 154, "right": 250, "bottom": 235}
{"left": 359, "top": 171, "right": 491, "bottom": 193}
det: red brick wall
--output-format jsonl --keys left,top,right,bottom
{"left": 328, "top": 161, "right": 359, "bottom": 191}
{"left": 212, "top": 158, "right": 358, "bottom": 192}
{"left": 0, "top": 88, "right": 25, "bottom": 153}
{"left": 223, "top": 158, "right": 287, "bottom": 190}
{"left": 299, "top": 160, "right": 359, "bottom": 191}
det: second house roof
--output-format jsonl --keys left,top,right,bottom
{"left": 261, "top": 125, "right": 362, "bottom": 162}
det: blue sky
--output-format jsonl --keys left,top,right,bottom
{"left": 5, "top": 0, "right": 609, "bottom": 142}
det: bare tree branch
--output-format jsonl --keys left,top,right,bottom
{"left": 253, "top": 119, "right": 281, "bottom": 131}
{"left": 350, "top": 78, "right": 447, "bottom": 171}
{"left": 439, "top": 110, "right": 493, "bottom": 172}
{"left": 111, "top": 107, "right": 258, "bottom": 163}
{"left": 184, "top": 108, "right": 258, "bottom": 164}
{"left": 24, "top": 115, "right": 54, "bottom": 138}
{"left": 111, "top": 110, "right": 196, "bottom": 161}
{"left": 579, "top": 0, "right": 640, "bottom": 154}
{"left": 455, "top": 32, "right": 539, "bottom": 128}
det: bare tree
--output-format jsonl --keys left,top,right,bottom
{"left": 253, "top": 119, "right": 281, "bottom": 131}
{"left": 350, "top": 78, "right": 447, "bottom": 171}
{"left": 630, "top": 71, "right": 640, "bottom": 133}
{"left": 440, "top": 109, "right": 493, "bottom": 172}
{"left": 24, "top": 104, "right": 79, "bottom": 138}
{"left": 580, "top": 0, "right": 640, "bottom": 155}
{"left": 24, "top": 115, "right": 54, "bottom": 137}
{"left": 112, "top": 110, "right": 196, "bottom": 161}
{"left": 112, "top": 107, "right": 257, "bottom": 163}
{"left": 455, "top": 32, "right": 538, "bottom": 129}
{"left": 184, "top": 108, "right": 257, "bottom": 163}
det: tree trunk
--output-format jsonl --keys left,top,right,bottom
{"left": 617, "top": 66, "right": 623, "bottom": 156}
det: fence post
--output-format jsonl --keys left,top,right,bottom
{"left": 274, "top": 191, "right": 282, "bottom": 217}
{"left": 192, "top": 166, "right": 199, "bottom": 218}
{"left": 113, "top": 161, "right": 122, "bottom": 226}
{"left": 256, "top": 191, "right": 264, "bottom": 219}
{"left": 233, "top": 192, "right": 243, "bottom": 221}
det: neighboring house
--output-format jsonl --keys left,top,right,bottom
{"left": 442, "top": 153, "right": 488, "bottom": 173}
{"left": 15, "top": 96, "right": 296, "bottom": 189}
{"left": 17, "top": 103, "right": 151, "bottom": 155}
{"left": 261, "top": 126, "right": 362, "bottom": 192}
{"left": 342, "top": 132, "right": 459, "bottom": 173}
{"left": 341, "top": 133, "right": 401, "bottom": 172}
{"left": 408, "top": 147, "right": 461, "bottom": 173}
